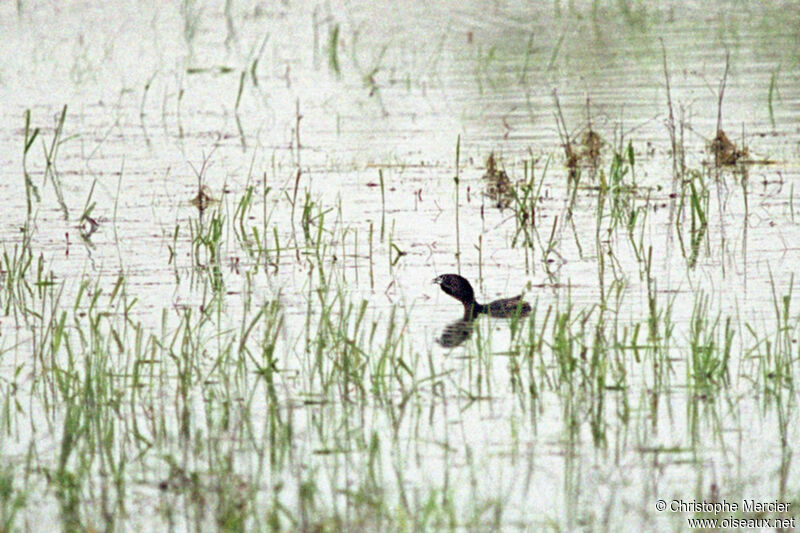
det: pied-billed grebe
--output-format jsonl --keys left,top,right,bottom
{"left": 433, "top": 274, "right": 531, "bottom": 319}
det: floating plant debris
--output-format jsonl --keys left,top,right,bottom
{"left": 189, "top": 185, "right": 218, "bottom": 211}
{"left": 579, "top": 129, "right": 604, "bottom": 166}
{"left": 482, "top": 153, "right": 514, "bottom": 209}
{"left": 709, "top": 129, "right": 748, "bottom": 165}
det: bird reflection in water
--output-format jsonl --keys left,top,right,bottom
{"left": 433, "top": 274, "right": 531, "bottom": 348}
{"left": 437, "top": 318, "right": 477, "bottom": 348}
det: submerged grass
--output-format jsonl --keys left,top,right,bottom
{"left": 4, "top": 152, "right": 800, "bottom": 530}
{"left": 3, "top": 17, "right": 800, "bottom": 530}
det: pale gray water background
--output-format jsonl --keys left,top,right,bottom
{"left": 1, "top": 1, "right": 800, "bottom": 531}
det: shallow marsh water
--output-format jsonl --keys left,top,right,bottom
{"left": 1, "top": 1, "right": 800, "bottom": 531}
